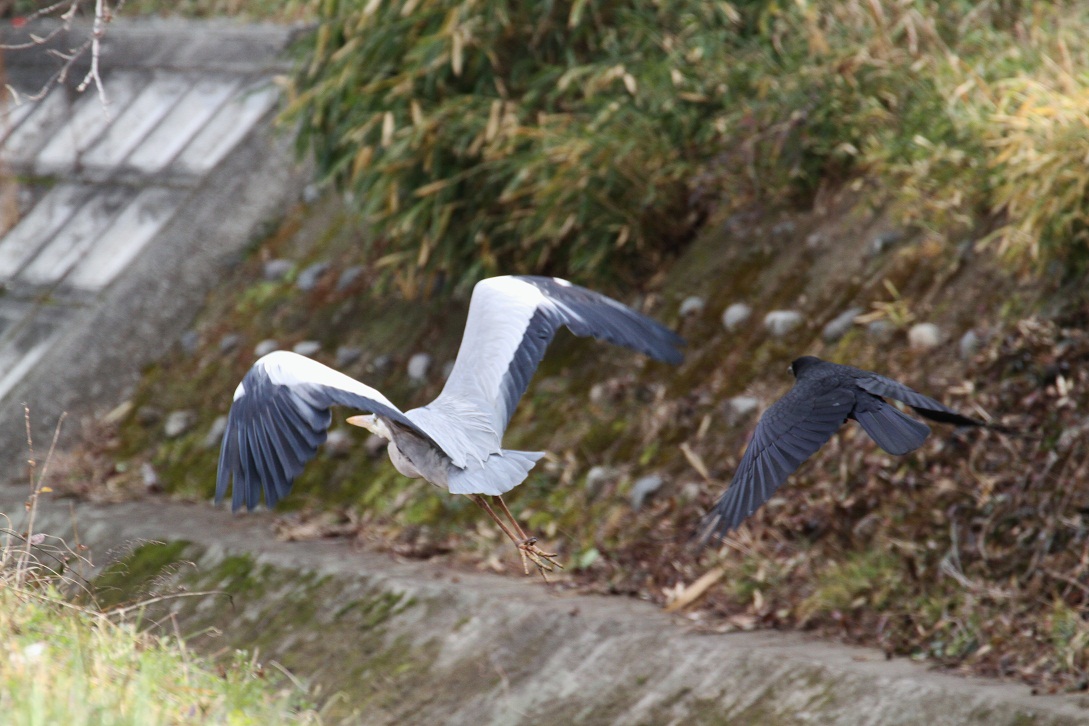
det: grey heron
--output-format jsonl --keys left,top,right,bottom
{"left": 217, "top": 275, "right": 684, "bottom": 576}
{"left": 699, "top": 356, "right": 1003, "bottom": 542}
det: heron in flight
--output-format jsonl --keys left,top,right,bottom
{"left": 217, "top": 275, "right": 684, "bottom": 577}
{"left": 699, "top": 356, "right": 1005, "bottom": 543}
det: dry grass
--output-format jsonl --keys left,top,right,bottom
{"left": 0, "top": 413, "right": 320, "bottom": 725}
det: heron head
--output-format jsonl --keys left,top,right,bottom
{"left": 346, "top": 413, "right": 384, "bottom": 438}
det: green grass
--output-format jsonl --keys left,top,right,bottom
{"left": 1, "top": 465, "right": 319, "bottom": 725}
{"left": 0, "top": 587, "right": 316, "bottom": 724}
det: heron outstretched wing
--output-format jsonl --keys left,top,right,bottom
{"left": 407, "top": 275, "right": 684, "bottom": 466}
{"left": 216, "top": 351, "right": 439, "bottom": 511}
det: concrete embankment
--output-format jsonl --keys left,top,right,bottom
{"left": 2, "top": 484, "right": 1084, "bottom": 725}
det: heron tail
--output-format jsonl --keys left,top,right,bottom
{"left": 447, "top": 449, "right": 546, "bottom": 496}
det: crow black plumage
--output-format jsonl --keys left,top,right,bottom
{"left": 699, "top": 355, "right": 998, "bottom": 542}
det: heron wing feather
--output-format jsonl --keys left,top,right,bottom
{"left": 415, "top": 276, "right": 683, "bottom": 466}
{"left": 216, "top": 351, "right": 439, "bottom": 511}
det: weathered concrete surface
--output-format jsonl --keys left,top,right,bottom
{"left": 3, "top": 484, "right": 1085, "bottom": 725}
{"left": 0, "top": 19, "right": 307, "bottom": 466}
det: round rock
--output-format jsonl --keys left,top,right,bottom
{"left": 764, "top": 310, "right": 803, "bottom": 337}
{"left": 721, "top": 303, "right": 752, "bottom": 331}
{"left": 324, "top": 429, "right": 353, "bottom": 457}
{"left": 725, "top": 395, "right": 761, "bottom": 425}
{"left": 629, "top": 474, "right": 664, "bottom": 511}
{"left": 296, "top": 262, "right": 330, "bottom": 292}
{"left": 202, "top": 415, "right": 228, "bottom": 449}
{"left": 164, "top": 410, "right": 196, "bottom": 439}
{"left": 218, "top": 334, "right": 240, "bottom": 353}
{"left": 263, "top": 258, "right": 293, "bottom": 281}
{"left": 336, "top": 266, "right": 365, "bottom": 292}
{"left": 179, "top": 329, "right": 199, "bottom": 354}
{"left": 867, "top": 320, "right": 894, "bottom": 342}
{"left": 293, "top": 340, "right": 322, "bottom": 357}
{"left": 254, "top": 339, "right": 280, "bottom": 357}
{"left": 336, "top": 346, "right": 363, "bottom": 368}
{"left": 908, "top": 323, "right": 942, "bottom": 351}
{"left": 585, "top": 465, "right": 620, "bottom": 500}
{"left": 822, "top": 307, "right": 863, "bottom": 342}
{"left": 959, "top": 329, "right": 982, "bottom": 360}
{"left": 407, "top": 353, "right": 432, "bottom": 382}
{"left": 679, "top": 296, "right": 705, "bottom": 317}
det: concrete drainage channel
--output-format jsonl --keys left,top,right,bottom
{"left": 2, "top": 485, "right": 1084, "bottom": 725}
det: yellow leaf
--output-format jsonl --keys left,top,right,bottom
{"left": 664, "top": 567, "right": 726, "bottom": 612}
{"left": 452, "top": 30, "right": 464, "bottom": 77}
{"left": 381, "top": 112, "right": 395, "bottom": 147}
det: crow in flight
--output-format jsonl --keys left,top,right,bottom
{"left": 699, "top": 355, "right": 1002, "bottom": 542}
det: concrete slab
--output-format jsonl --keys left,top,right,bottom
{"left": 0, "top": 90, "right": 70, "bottom": 166}
{"left": 2, "top": 488, "right": 1086, "bottom": 726}
{"left": 124, "top": 77, "right": 240, "bottom": 174}
{"left": 18, "top": 186, "right": 133, "bottom": 285}
{"left": 173, "top": 80, "right": 280, "bottom": 175}
{"left": 0, "top": 183, "right": 90, "bottom": 279}
{"left": 80, "top": 72, "right": 193, "bottom": 169}
{"left": 0, "top": 18, "right": 305, "bottom": 462}
{"left": 34, "top": 71, "right": 147, "bottom": 175}
{"left": 66, "top": 187, "right": 182, "bottom": 291}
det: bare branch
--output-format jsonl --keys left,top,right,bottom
{"left": 75, "top": 0, "right": 110, "bottom": 111}
{"left": 1, "top": 0, "right": 125, "bottom": 111}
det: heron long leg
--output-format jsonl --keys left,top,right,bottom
{"left": 469, "top": 495, "right": 560, "bottom": 579}
{"left": 494, "top": 496, "right": 529, "bottom": 540}
{"left": 494, "top": 495, "right": 563, "bottom": 570}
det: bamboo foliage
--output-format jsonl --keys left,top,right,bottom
{"left": 287, "top": 0, "right": 741, "bottom": 288}
{"left": 288, "top": 0, "right": 1089, "bottom": 287}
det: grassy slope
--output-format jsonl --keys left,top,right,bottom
{"left": 0, "top": 566, "right": 318, "bottom": 724}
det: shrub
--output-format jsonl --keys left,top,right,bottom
{"left": 288, "top": 1, "right": 1089, "bottom": 285}
{"left": 287, "top": 0, "right": 744, "bottom": 289}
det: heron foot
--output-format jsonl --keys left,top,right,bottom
{"left": 517, "top": 536, "right": 564, "bottom": 581}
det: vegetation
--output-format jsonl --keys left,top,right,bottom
{"left": 287, "top": 0, "right": 1089, "bottom": 287}
{"left": 0, "top": 466, "right": 319, "bottom": 724}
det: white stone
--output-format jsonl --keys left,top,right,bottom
{"left": 726, "top": 395, "right": 761, "bottom": 424}
{"left": 630, "top": 474, "right": 664, "bottom": 510}
{"left": 908, "top": 323, "right": 942, "bottom": 351}
{"left": 293, "top": 340, "right": 322, "bottom": 357}
{"left": 764, "top": 310, "right": 803, "bottom": 337}
{"left": 959, "top": 330, "right": 982, "bottom": 360}
{"left": 585, "top": 465, "right": 620, "bottom": 499}
{"left": 164, "top": 410, "right": 196, "bottom": 438}
{"left": 254, "top": 339, "right": 280, "bottom": 357}
{"left": 324, "top": 428, "right": 353, "bottom": 457}
{"left": 203, "top": 415, "right": 228, "bottom": 449}
{"left": 822, "top": 307, "right": 863, "bottom": 342}
{"left": 721, "top": 303, "right": 752, "bottom": 331}
{"left": 679, "top": 296, "right": 705, "bottom": 316}
{"left": 407, "top": 353, "right": 432, "bottom": 381}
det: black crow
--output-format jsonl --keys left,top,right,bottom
{"left": 699, "top": 355, "right": 1000, "bottom": 542}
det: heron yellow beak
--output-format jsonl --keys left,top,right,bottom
{"left": 345, "top": 415, "right": 369, "bottom": 428}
